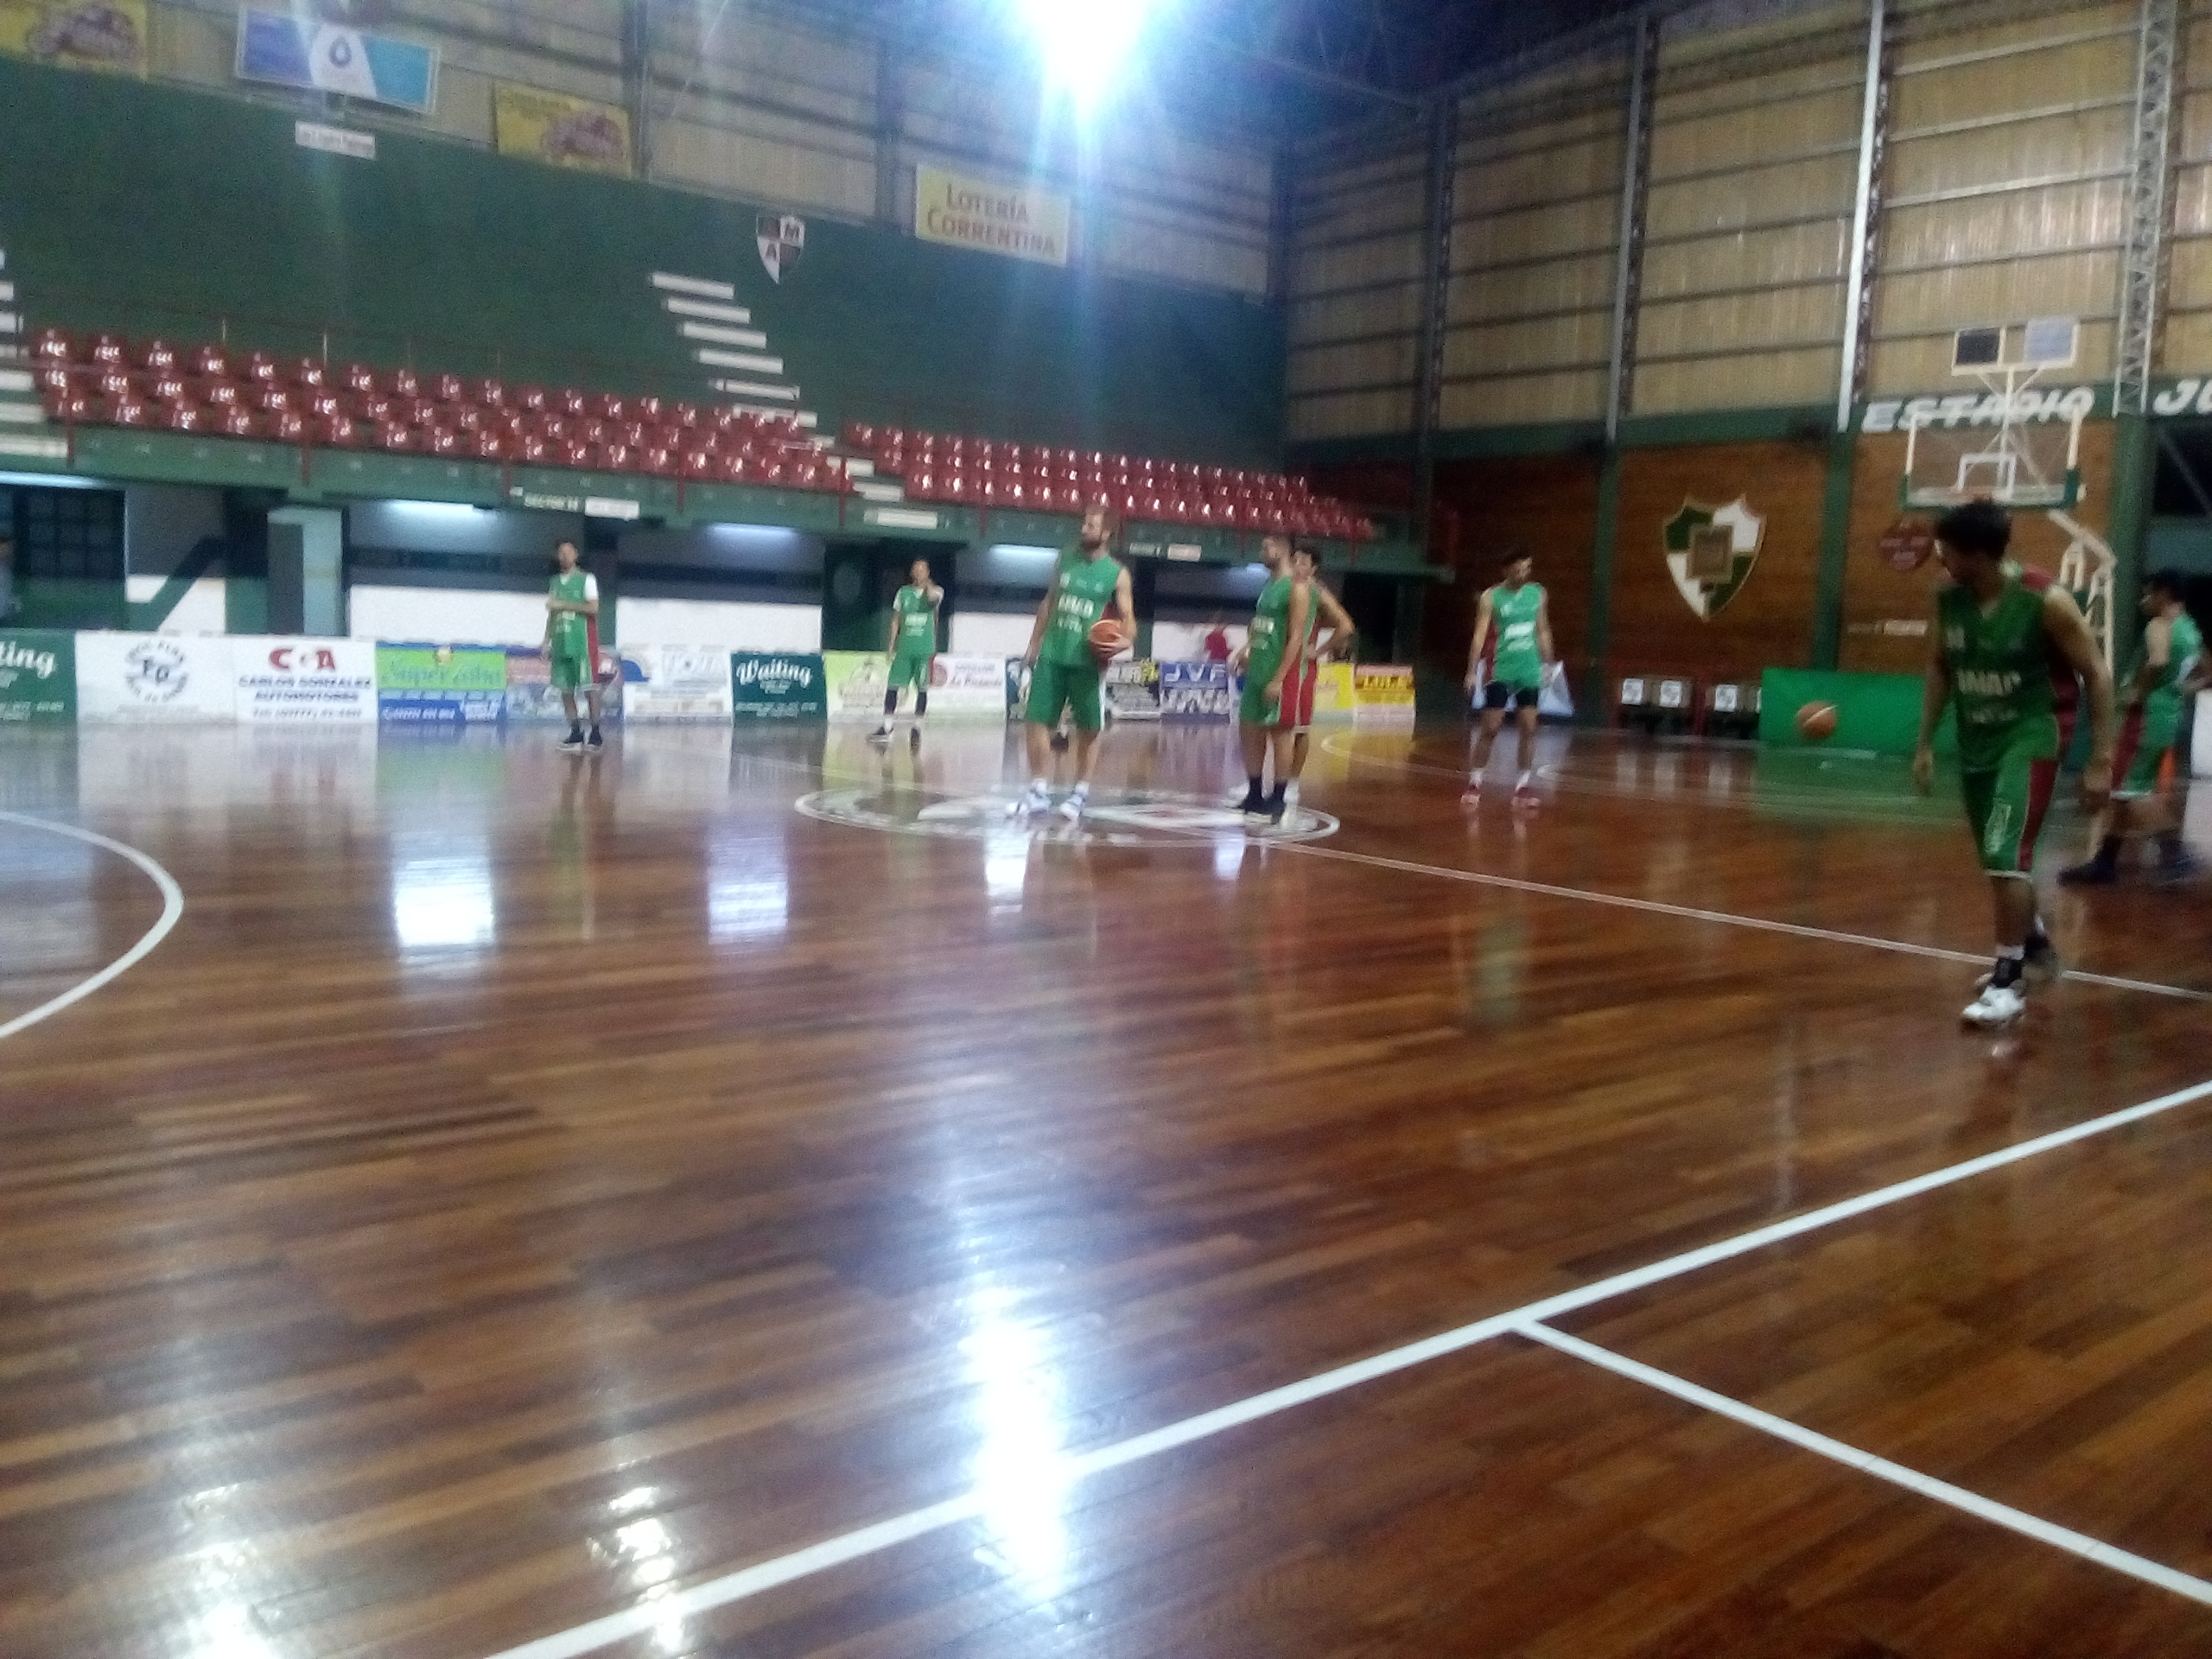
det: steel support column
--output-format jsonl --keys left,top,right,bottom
{"left": 1834, "top": 0, "right": 1891, "bottom": 433}
{"left": 1604, "top": 12, "right": 1658, "bottom": 443}
{"left": 1411, "top": 93, "right": 1458, "bottom": 552}
{"left": 2115, "top": 0, "right": 2179, "bottom": 420}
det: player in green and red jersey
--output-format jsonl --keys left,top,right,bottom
{"left": 873, "top": 558, "right": 943, "bottom": 746}
{"left": 1233, "top": 534, "right": 1313, "bottom": 826}
{"left": 2061, "top": 569, "right": 2202, "bottom": 886}
{"left": 541, "top": 538, "right": 603, "bottom": 752}
{"left": 1281, "top": 543, "right": 1356, "bottom": 813}
{"left": 1012, "top": 500, "right": 1135, "bottom": 823}
{"left": 1914, "top": 501, "right": 2114, "bottom": 1028}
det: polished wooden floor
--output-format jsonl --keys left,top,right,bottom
{"left": 1, "top": 719, "right": 2209, "bottom": 1658}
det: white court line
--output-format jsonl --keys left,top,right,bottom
{"left": 480, "top": 1071, "right": 2212, "bottom": 1659}
{"left": 1307, "top": 734, "right": 2209, "bottom": 1003}
{"left": 0, "top": 810, "right": 185, "bottom": 1043}
{"left": 1516, "top": 1321, "right": 2212, "bottom": 1606}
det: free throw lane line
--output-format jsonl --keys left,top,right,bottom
{"left": 481, "top": 1072, "right": 2212, "bottom": 1658}
{"left": 1518, "top": 1320, "right": 2212, "bottom": 1606}
{"left": 0, "top": 810, "right": 185, "bottom": 1043}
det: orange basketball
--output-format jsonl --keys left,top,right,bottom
{"left": 1088, "top": 619, "right": 1129, "bottom": 666}
{"left": 1796, "top": 701, "right": 1839, "bottom": 741}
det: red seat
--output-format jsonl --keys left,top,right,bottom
{"left": 560, "top": 440, "right": 594, "bottom": 469}
{"left": 341, "top": 363, "right": 378, "bottom": 396}
{"left": 134, "top": 340, "right": 180, "bottom": 373}
{"left": 513, "top": 384, "right": 549, "bottom": 413}
{"left": 163, "top": 404, "right": 205, "bottom": 433}
{"left": 88, "top": 334, "right": 129, "bottom": 369}
{"left": 470, "top": 432, "right": 505, "bottom": 461}
{"left": 271, "top": 411, "right": 309, "bottom": 443}
{"left": 29, "top": 327, "right": 72, "bottom": 363}
{"left": 196, "top": 378, "right": 245, "bottom": 409}
{"left": 382, "top": 367, "right": 423, "bottom": 399}
{"left": 241, "top": 351, "right": 281, "bottom": 385}
{"left": 147, "top": 374, "right": 191, "bottom": 404}
{"left": 473, "top": 378, "right": 505, "bottom": 408}
{"left": 318, "top": 416, "right": 360, "bottom": 448}
{"left": 671, "top": 403, "right": 703, "bottom": 430}
{"left": 254, "top": 386, "right": 294, "bottom": 413}
{"left": 633, "top": 396, "right": 664, "bottom": 423}
{"left": 599, "top": 443, "right": 633, "bottom": 471}
{"left": 429, "top": 372, "right": 466, "bottom": 404}
{"left": 111, "top": 397, "right": 153, "bottom": 428}
{"left": 680, "top": 450, "right": 719, "bottom": 480}
{"left": 218, "top": 408, "right": 264, "bottom": 438}
{"left": 425, "top": 429, "right": 465, "bottom": 456}
{"left": 643, "top": 445, "right": 679, "bottom": 477}
{"left": 556, "top": 388, "right": 589, "bottom": 417}
{"left": 92, "top": 367, "right": 136, "bottom": 400}
{"left": 378, "top": 423, "right": 421, "bottom": 453}
{"left": 517, "top": 435, "right": 552, "bottom": 464}
{"left": 188, "top": 346, "right": 231, "bottom": 378}
{"left": 452, "top": 406, "right": 488, "bottom": 435}
{"left": 290, "top": 358, "right": 329, "bottom": 389}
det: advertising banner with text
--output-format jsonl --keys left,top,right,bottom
{"left": 376, "top": 642, "right": 509, "bottom": 724}
{"left": 76, "top": 632, "right": 238, "bottom": 721}
{"left": 625, "top": 644, "right": 737, "bottom": 721}
{"left": 0, "top": 0, "right": 147, "bottom": 75}
{"left": 234, "top": 637, "right": 377, "bottom": 724}
{"left": 1105, "top": 658, "right": 1160, "bottom": 721}
{"left": 731, "top": 652, "right": 826, "bottom": 721}
{"left": 493, "top": 81, "right": 632, "bottom": 175}
{"left": 0, "top": 630, "right": 76, "bottom": 722}
{"left": 914, "top": 166, "right": 1071, "bottom": 267}
{"left": 1159, "top": 660, "right": 1234, "bottom": 721}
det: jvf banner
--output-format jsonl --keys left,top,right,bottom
{"left": 1105, "top": 658, "right": 1160, "bottom": 721}
{"left": 731, "top": 651, "right": 825, "bottom": 721}
{"left": 0, "top": 629, "right": 75, "bottom": 722}
{"left": 76, "top": 632, "right": 238, "bottom": 721}
{"left": 626, "top": 643, "right": 736, "bottom": 721}
{"left": 1159, "top": 659, "right": 1234, "bottom": 721}
{"left": 235, "top": 637, "right": 376, "bottom": 724}
{"left": 0, "top": 0, "right": 148, "bottom": 76}
{"left": 236, "top": 6, "right": 437, "bottom": 114}
{"left": 375, "top": 642, "right": 508, "bottom": 724}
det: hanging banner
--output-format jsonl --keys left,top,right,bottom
{"left": 493, "top": 82, "right": 632, "bottom": 175}
{"left": 731, "top": 651, "right": 825, "bottom": 721}
{"left": 232, "top": 637, "right": 376, "bottom": 724}
{"left": 77, "top": 632, "right": 238, "bottom": 721}
{"left": 0, "top": 0, "right": 148, "bottom": 75}
{"left": 236, "top": 6, "right": 439, "bottom": 114}
{"left": 0, "top": 629, "right": 75, "bottom": 721}
{"left": 625, "top": 643, "right": 735, "bottom": 721}
{"left": 376, "top": 642, "right": 508, "bottom": 724}
{"left": 914, "top": 166, "right": 1071, "bottom": 268}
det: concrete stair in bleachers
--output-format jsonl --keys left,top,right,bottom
{"left": 0, "top": 247, "right": 66, "bottom": 461}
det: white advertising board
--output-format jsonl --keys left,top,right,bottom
{"left": 626, "top": 644, "right": 738, "bottom": 721}
{"left": 76, "top": 632, "right": 239, "bottom": 722}
{"left": 233, "top": 637, "right": 378, "bottom": 724}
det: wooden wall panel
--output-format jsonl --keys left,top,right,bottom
{"left": 1609, "top": 440, "right": 1832, "bottom": 680}
{"left": 1839, "top": 422, "right": 2116, "bottom": 673}
{"left": 1427, "top": 455, "right": 1604, "bottom": 680}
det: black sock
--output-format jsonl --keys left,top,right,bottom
{"left": 2156, "top": 829, "right": 2185, "bottom": 861}
{"left": 1990, "top": 949, "right": 2025, "bottom": 990}
{"left": 588, "top": 723, "right": 601, "bottom": 739}
{"left": 915, "top": 690, "right": 928, "bottom": 718}
{"left": 567, "top": 721, "right": 583, "bottom": 739}
{"left": 2095, "top": 834, "right": 2122, "bottom": 866}
{"left": 1241, "top": 775, "right": 1264, "bottom": 805}
{"left": 1268, "top": 784, "right": 1286, "bottom": 806}
{"left": 882, "top": 690, "right": 898, "bottom": 718}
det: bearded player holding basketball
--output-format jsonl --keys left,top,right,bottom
{"left": 1011, "top": 500, "right": 1135, "bottom": 823}
{"left": 1461, "top": 550, "right": 1554, "bottom": 807}
{"left": 1913, "top": 500, "right": 2114, "bottom": 1029}
{"left": 873, "top": 557, "right": 943, "bottom": 746}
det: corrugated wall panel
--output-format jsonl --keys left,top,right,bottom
{"left": 1630, "top": 0, "right": 1866, "bottom": 415}
{"left": 1866, "top": 3, "right": 2136, "bottom": 392}
{"left": 1285, "top": 140, "right": 1430, "bottom": 442}
{"left": 2162, "top": 5, "right": 2212, "bottom": 372}
{"left": 1439, "top": 369, "right": 1611, "bottom": 429}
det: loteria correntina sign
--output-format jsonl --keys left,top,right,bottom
{"left": 914, "top": 167, "right": 1071, "bottom": 268}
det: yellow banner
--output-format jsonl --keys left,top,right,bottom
{"left": 0, "top": 0, "right": 147, "bottom": 75}
{"left": 493, "top": 82, "right": 632, "bottom": 175}
{"left": 915, "top": 166, "right": 1071, "bottom": 268}
{"left": 1354, "top": 665, "right": 1416, "bottom": 706}
{"left": 1313, "top": 662, "right": 1357, "bottom": 718}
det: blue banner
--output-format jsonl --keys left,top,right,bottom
{"left": 236, "top": 8, "right": 438, "bottom": 114}
{"left": 1159, "top": 659, "right": 1234, "bottom": 720}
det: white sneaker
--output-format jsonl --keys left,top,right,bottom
{"left": 868, "top": 724, "right": 893, "bottom": 744}
{"left": 1057, "top": 791, "right": 1088, "bottom": 823}
{"left": 1007, "top": 787, "right": 1048, "bottom": 819}
{"left": 1961, "top": 982, "right": 2026, "bottom": 1028}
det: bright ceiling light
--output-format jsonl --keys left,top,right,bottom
{"left": 1012, "top": 0, "right": 1162, "bottom": 108}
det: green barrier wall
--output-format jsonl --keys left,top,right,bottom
{"left": 1760, "top": 667, "right": 1957, "bottom": 758}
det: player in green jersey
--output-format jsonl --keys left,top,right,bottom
{"left": 873, "top": 558, "right": 944, "bottom": 746}
{"left": 1233, "top": 534, "right": 1313, "bottom": 826}
{"left": 1460, "top": 550, "right": 1554, "bottom": 807}
{"left": 1012, "top": 500, "right": 1135, "bottom": 822}
{"left": 2061, "top": 569, "right": 2202, "bottom": 885}
{"left": 1914, "top": 501, "right": 2114, "bottom": 1028}
{"left": 540, "top": 539, "right": 604, "bottom": 752}
{"left": 1281, "top": 543, "right": 1356, "bottom": 814}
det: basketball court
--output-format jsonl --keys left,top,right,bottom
{"left": 3, "top": 720, "right": 2209, "bottom": 1657}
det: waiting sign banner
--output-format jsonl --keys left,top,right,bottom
{"left": 731, "top": 652, "right": 825, "bottom": 721}
{"left": 914, "top": 166, "right": 1071, "bottom": 268}
{"left": 0, "top": 630, "right": 75, "bottom": 721}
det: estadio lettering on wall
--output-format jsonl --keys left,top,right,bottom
{"left": 0, "top": 629, "right": 75, "bottom": 721}
{"left": 914, "top": 166, "right": 1071, "bottom": 268}
{"left": 376, "top": 643, "right": 508, "bottom": 724}
{"left": 1859, "top": 386, "right": 2100, "bottom": 434}
{"left": 75, "top": 632, "right": 239, "bottom": 721}
{"left": 236, "top": 638, "right": 376, "bottom": 723}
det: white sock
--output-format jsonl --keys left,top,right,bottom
{"left": 1517, "top": 769, "right": 1533, "bottom": 787}
{"left": 1070, "top": 781, "right": 1090, "bottom": 798}
{"left": 1283, "top": 780, "right": 1300, "bottom": 804}
{"left": 1029, "top": 776, "right": 1049, "bottom": 796}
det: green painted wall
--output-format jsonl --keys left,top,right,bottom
{"left": 0, "top": 58, "right": 1284, "bottom": 467}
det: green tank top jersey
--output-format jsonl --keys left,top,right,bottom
{"left": 1041, "top": 551, "right": 1124, "bottom": 668}
{"left": 549, "top": 570, "right": 592, "bottom": 655}
{"left": 1488, "top": 582, "right": 1546, "bottom": 687}
{"left": 2144, "top": 612, "right": 2203, "bottom": 720}
{"left": 1246, "top": 575, "right": 1297, "bottom": 680}
{"left": 1939, "top": 575, "right": 2059, "bottom": 770}
{"left": 893, "top": 585, "right": 938, "bottom": 654}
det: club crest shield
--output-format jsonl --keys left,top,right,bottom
{"left": 757, "top": 213, "right": 805, "bottom": 284}
{"left": 1663, "top": 496, "right": 1765, "bottom": 620}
